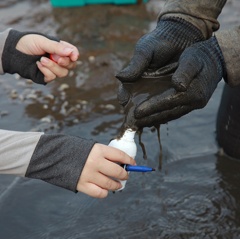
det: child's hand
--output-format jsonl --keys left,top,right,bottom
{"left": 16, "top": 34, "right": 79, "bottom": 83}
{"left": 77, "top": 143, "right": 136, "bottom": 198}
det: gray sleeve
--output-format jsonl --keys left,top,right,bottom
{"left": 215, "top": 26, "right": 240, "bottom": 87}
{"left": 25, "top": 134, "right": 96, "bottom": 192}
{"left": 0, "top": 28, "right": 11, "bottom": 74}
{"left": 0, "top": 129, "right": 43, "bottom": 176}
{"left": 158, "top": 0, "right": 227, "bottom": 38}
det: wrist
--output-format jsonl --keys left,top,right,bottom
{"left": 2, "top": 29, "right": 59, "bottom": 85}
{"left": 156, "top": 16, "right": 205, "bottom": 48}
{"left": 209, "top": 36, "right": 227, "bottom": 82}
{"left": 192, "top": 36, "right": 226, "bottom": 83}
{"left": 161, "top": 14, "right": 211, "bottom": 39}
{"left": 26, "top": 133, "right": 96, "bottom": 192}
{"left": 0, "top": 28, "right": 11, "bottom": 74}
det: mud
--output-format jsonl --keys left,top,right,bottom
{"left": 1, "top": 0, "right": 240, "bottom": 238}
{"left": 121, "top": 73, "right": 172, "bottom": 129}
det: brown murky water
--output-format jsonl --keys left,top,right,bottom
{"left": 1, "top": 0, "right": 240, "bottom": 238}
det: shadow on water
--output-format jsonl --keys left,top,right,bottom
{"left": 1, "top": 0, "right": 240, "bottom": 238}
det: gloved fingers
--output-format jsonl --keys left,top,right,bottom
{"left": 116, "top": 35, "right": 155, "bottom": 82}
{"left": 135, "top": 105, "right": 194, "bottom": 128}
{"left": 147, "top": 42, "right": 181, "bottom": 70}
{"left": 155, "top": 62, "right": 178, "bottom": 76}
{"left": 172, "top": 51, "right": 202, "bottom": 92}
{"left": 142, "top": 62, "right": 178, "bottom": 78}
{"left": 135, "top": 88, "right": 188, "bottom": 119}
{"left": 117, "top": 83, "right": 131, "bottom": 107}
{"left": 116, "top": 42, "right": 176, "bottom": 82}
{"left": 116, "top": 52, "right": 152, "bottom": 82}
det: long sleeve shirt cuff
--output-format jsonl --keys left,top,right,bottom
{"left": 0, "top": 129, "right": 96, "bottom": 192}
{"left": 0, "top": 28, "right": 11, "bottom": 74}
{"left": 158, "top": 0, "right": 227, "bottom": 39}
{"left": 215, "top": 26, "right": 240, "bottom": 87}
{"left": 25, "top": 133, "right": 96, "bottom": 192}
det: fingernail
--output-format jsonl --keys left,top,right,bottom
{"left": 71, "top": 53, "right": 79, "bottom": 61}
{"left": 40, "top": 57, "right": 49, "bottom": 64}
{"left": 63, "top": 47, "right": 73, "bottom": 54}
{"left": 50, "top": 54, "right": 60, "bottom": 63}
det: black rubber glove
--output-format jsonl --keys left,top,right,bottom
{"left": 116, "top": 17, "right": 205, "bottom": 83}
{"left": 132, "top": 36, "right": 226, "bottom": 128}
{"left": 2, "top": 29, "right": 58, "bottom": 85}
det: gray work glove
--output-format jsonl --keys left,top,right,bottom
{"left": 2, "top": 29, "right": 58, "bottom": 85}
{"left": 116, "top": 17, "right": 205, "bottom": 82}
{"left": 116, "top": 16, "right": 205, "bottom": 108}
{"left": 132, "top": 36, "right": 226, "bottom": 128}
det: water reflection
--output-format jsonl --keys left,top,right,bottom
{"left": 215, "top": 155, "right": 240, "bottom": 230}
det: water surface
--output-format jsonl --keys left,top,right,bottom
{"left": 0, "top": 0, "right": 240, "bottom": 238}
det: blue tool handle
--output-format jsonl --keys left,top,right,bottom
{"left": 125, "top": 165, "right": 155, "bottom": 172}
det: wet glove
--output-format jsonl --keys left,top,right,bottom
{"left": 2, "top": 29, "right": 58, "bottom": 85}
{"left": 116, "top": 17, "right": 205, "bottom": 83}
{"left": 132, "top": 36, "right": 226, "bottom": 128}
{"left": 116, "top": 17, "right": 205, "bottom": 108}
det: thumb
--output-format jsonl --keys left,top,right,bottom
{"left": 117, "top": 83, "right": 131, "bottom": 107}
{"left": 172, "top": 53, "right": 200, "bottom": 92}
{"left": 116, "top": 51, "right": 152, "bottom": 82}
{"left": 39, "top": 37, "right": 75, "bottom": 57}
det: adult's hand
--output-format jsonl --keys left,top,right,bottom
{"left": 131, "top": 36, "right": 226, "bottom": 128}
{"left": 116, "top": 17, "right": 204, "bottom": 107}
{"left": 116, "top": 17, "right": 204, "bottom": 83}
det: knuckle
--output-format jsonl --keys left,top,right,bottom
{"left": 58, "top": 69, "right": 68, "bottom": 78}
{"left": 105, "top": 179, "right": 114, "bottom": 189}
{"left": 68, "top": 62, "right": 76, "bottom": 69}
{"left": 116, "top": 167, "right": 127, "bottom": 180}
{"left": 44, "top": 75, "right": 56, "bottom": 82}
{"left": 130, "top": 158, "right": 136, "bottom": 165}
{"left": 118, "top": 149, "right": 126, "bottom": 159}
{"left": 95, "top": 189, "right": 108, "bottom": 198}
{"left": 61, "top": 59, "right": 71, "bottom": 67}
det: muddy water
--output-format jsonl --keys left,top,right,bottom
{"left": 120, "top": 71, "right": 173, "bottom": 131}
{"left": 1, "top": 0, "right": 240, "bottom": 238}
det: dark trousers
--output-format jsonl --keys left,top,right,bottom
{"left": 216, "top": 84, "right": 240, "bottom": 159}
